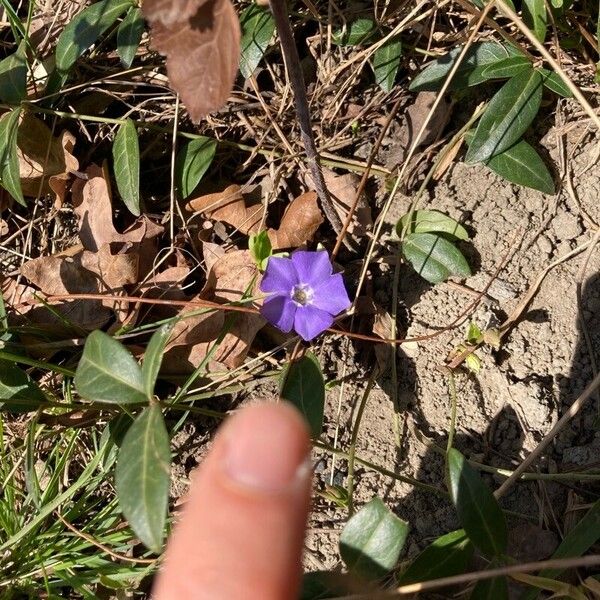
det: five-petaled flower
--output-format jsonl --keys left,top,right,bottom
{"left": 260, "top": 250, "right": 351, "bottom": 341}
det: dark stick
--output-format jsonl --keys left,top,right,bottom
{"left": 269, "top": 0, "right": 349, "bottom": 245}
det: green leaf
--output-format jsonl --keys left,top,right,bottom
{"left": 484, "top": 139, "right": 555, "bottom": 194}
{"left": 0, "top": 108, "right": 24, "bottom": 206}
{"left": 0, "top": 44, "right": 27, "bottom": 104}
{"left": 470, "top": 576, "right": 509, "bottom": 599}
{"left": 397, "top": 209, "right": 469, "bottom": 241}
{"left": 402, "top": 233, "right": 471, "bottom": 284}
{"left": 466, "top": 68, "right": 543, "bottom": 164}
{"left": 239, "top": 4, "right": 276, "bottom": 79}
{"left": 398, "top": 530, "right": 474, "bottom": 585}
{"left": 0, "top": 361, "right": 45, "bottom": 412}
{"left": 55, "top": 0, "right": 132, "bottom": 73}
{"left": 117, "top": 7, "right": 144, "bottom": 69}
{"left": 523, "top": 0, "right": 547, "bottom": 43}
{"left": 372, "top": 36, "right": 402, "bottom": 93}
{"left": 340, "top": 497, "right": 408, "bottom": 580}
{"left": 249, "top": 230, "right": 272, "bottom": 270}
{"left": 333, "top": 18, "right": 376, "bottom": 46}
{"left": 175, "top": 136, "right": 217, "bottom": 199}
{"left": 115, "top": 405, "right": 171, "bottom": 553}
{"left": 300, "top": 571, "right": 349, "bottom": 600}
{"left": 280, "top": 352, "right": 324, "bottom": 438}
{"left": 535, "top": 499, "right": 600, "bottom": 581}
{"left": 539, "top": 68, "right": 573, "bottom": 97}
{"left": 447, "top": 448, "right": 507, "bottom": 558}
{"left": 481, "top": 55, "right": 531, "bottom": 80}
{"left": 74, "top": 330, "right": 147, "bottom": 404}
{"left": 409, "top": 42, "right": 513, "bottom": 92}
{"left": 141, "top": 323, "right": 174, "bottom": 400}
{"left": 112, "top": 118, "right": 140, "bottom": 216}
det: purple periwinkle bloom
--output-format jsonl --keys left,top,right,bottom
{"left": 260, "top": 250, "right": 351, "bottom": 341}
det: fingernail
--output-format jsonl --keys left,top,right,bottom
{"left": 223, "top": 406, "right": 310, "bottom": 492}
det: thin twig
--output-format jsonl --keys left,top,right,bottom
{"left": 269, "top": 0, "right": 348, "bottom": 243}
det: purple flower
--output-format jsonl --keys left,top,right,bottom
{"left": 260, "top": 250, "right": 351, "bottom": 341}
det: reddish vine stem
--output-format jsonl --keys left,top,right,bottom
{"left": 269, "top": 0, "right": 351, "bottom": 248}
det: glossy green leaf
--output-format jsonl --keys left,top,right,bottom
{"left": 398, "top": 529, "right": 474, "bottom": 585}
{"left": 55, "top": 0, "right": 132, "bottom": 73}
{"left": 340, "top": 497, "right": 408, "bottom": 580}
{"left": 249, "top": 230, "right": 272, "bottom": 271}
{"left": 115, "top": 405, "right": 171, "bottom": 553}
{"left": 280, "top": 352, "right": 324, "bottom": 438}
{"left": 409, "top": 42, "right": 513, "bottom": 92}
{"left": 470, "top": 576, "right": 509, "bottom": 599}
{"left": 175, "top": 137, "right": 217, "bottom": 199}
{"left": 141, "top": 323, "right": 174, "bottom": 400}
{"left": 74, "top": 330, "right": 147, "bottom": 405}
{"left": 239, "top": 4, "right": 276, "bottom": 79}
{"left": 0, "top": 44, "right": 27, "bottom": 104}
{"left": 0, "top": 108, "right": 24, "bottom": 206}
{"left": 397, "top": 210, "right": 469, "bottom": 241}
{"left": 117, "top": 7, "right": 144, "bottom": 68}
{"left": 481, "top": 55, "right": 531, "bottom": 80}
{"left": 0, "top": 361, "right": 45, "bottom": 412}
{"left": 540, "top": 68, "right": 573, "bottom": 97}
{"left": 447, "top": 448, "right": 507, "bottom": 558}
{"left": 25, "top": 418, "right": 41, "bottom": 506}
{"left": 333, "top": 18, "right": 376, "bottom": 46}
{"left": 523, "top": 0, "right": 547, "bottom": 43}
{"left": 402, "top": 233, "right": 471, "bottom": 284}
{"left": 484, "top": 139, "right": 555, "bottom": 194}
{"left": 112, "top": 118, "right": 140, "bottom": 216}
{"left": 372, "top": 36, "right": 402, "bottom": 93}
{"left": 466, "top": 68, "right": 543, "bottom": 164}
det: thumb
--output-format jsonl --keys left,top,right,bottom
{"left": 153, "top": 402, "right": 312, "bottom": 600}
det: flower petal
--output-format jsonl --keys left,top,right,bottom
{"left": 293, "top": 305, "right": 334, "bottom": 341}
{"left": 260, "top": 256, "right": 298, "bottom": 294}
{"left": 312, "top": 273, "right": 351, "bottom": 315}
{"left": 261, "top": 295, "right": 296, "bottom": 332}
{"left": 291, "top": 250, "right": 332, "bottom": 286}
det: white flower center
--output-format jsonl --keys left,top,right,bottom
{"left": 291, "top": 283, "right": 313, "bottom": 306}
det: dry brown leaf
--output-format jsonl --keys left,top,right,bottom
{"left": 186, "top": 184, "right": 262, "bottom": 235}
{"left": 188, "top": 187, "right": 323, "bottom": 249}
{"left": 268, "top": 191, "right": 323, "bottom": 249}
{"left": 385, "top": 91, "right": 452, "bottom": 170}
{"left": 143, "top": 0, "right": 205, "bottom": 25}
{"left": 372, "top": 303, "right": 394, "bottom": 376}
{"left": 19, "top": 244, "right": 139, "bottom": 331}
{"left": 322, "top": 169, "right": 372, "bottom": 240}
{"left": 72, "top": 164, "right": 163, "bottom": 276}
{"left": 164, "top": 250, "right": 264, "bottom": 372}
{"left": 146, "top": 0, "right": 240, "bottom": 122}
{"left": 17, "top": 113, "right": 79, "bottom": 204}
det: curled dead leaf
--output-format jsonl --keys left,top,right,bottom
{"left": 72, "top": 163, "right": 163, "bottom": 277}
{"left": 268, "top": 191, "right": 323, "bottom": 250}
{"left": 164, "top": 249, "right": 264, "bottom": 372}
{"left": 187, "top": 187, "right": 323, "bottom": 249}
{"left": 186, "top": 184, "right": 262, "bottom": 236}
{"left": 16, "top": 113, "right": 79, "bottom": 204}
{"left": 145, "top": 0, "right": 241, "bottom": 121}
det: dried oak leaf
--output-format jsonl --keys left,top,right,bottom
{"left": 145, "top": 0, "right": 241, "bottom": 122}
{"left": 17, "top": 113, "right": 79, "bottom": 204}
{"left": 72, "top": 163, "right": 163, "bottom": 277}
{"left": 187, "top": 187, "right": 323, "bottom": 249}
{"left": 164, "top": 249, "right": 264, "bottom": 372}
{"left": 268, "top": 191, "right": 323, "bottom": 250}
{"left": 19, "top": 244, "right": 138, "bottom": 331}
{"left": 186, "top": 184, "right": 262, "bottom": 236}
